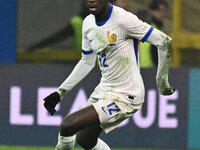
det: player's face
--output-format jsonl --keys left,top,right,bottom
{"left": 88, "top": 0, "right": 109, "bottom": 15}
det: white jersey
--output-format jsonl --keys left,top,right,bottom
{"left": 82, "top": 4, "right": 153, "bottom": 103}
{"left": 58, "top": 4, "right": 173, "bottom": 105}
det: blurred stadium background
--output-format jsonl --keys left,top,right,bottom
{"left": 0, "top": 0, "right": 200, "bottom": 149}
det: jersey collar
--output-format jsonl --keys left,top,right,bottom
{"left": 96, "top": 4, "right": 113, "bottom": 27}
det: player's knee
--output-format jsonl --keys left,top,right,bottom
{"left": 60, "top": 118, "right": 76, "bottom": 136}
{"left": 76, "top": 134, "right": 97, "bottom": 149}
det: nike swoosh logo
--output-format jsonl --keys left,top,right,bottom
{"left": 89, "top": 39, "right": 94, "bottom": 43}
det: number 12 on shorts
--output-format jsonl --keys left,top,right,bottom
{"left": 98, "top": 53, "right": 108, "bottom": 67}
{"left": 101, "top": 102, "right": 121, "bottom": 116}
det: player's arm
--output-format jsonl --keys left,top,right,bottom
{"left": 43, "top": 52, "right": 96, "bottom": 115}
{"left": 58, "top": 51, "right": 96, "bottom": 97}
{"left": 122, "top": 11, "right": 174, "bottom": 96}
{"left": 146, "top": 28, "right": 175, "bottom": 95}
{"left": 43, "top": 19, "right": 96, "bottom": 115}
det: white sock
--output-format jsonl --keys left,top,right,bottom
{"left": 90, "top": 138, "right": 111, "bottom": 150}
{"left": 55, "top": 133, "right": 76, "bottom": 150}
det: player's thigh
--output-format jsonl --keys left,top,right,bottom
{"left": 60, "top": 105, "right": 100, "bottom": 136}
{"left": 76, "top": 125, "right": 102, "bottom": 149}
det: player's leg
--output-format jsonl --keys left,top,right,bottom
{"left": 55, "top": 105, "right": 100, "bottom": 150}
{"left": 60, "top": 105, "right": 100, "bottom": 136}
{"left": 76, "top": 125, "right": 102, "bottom": 149}
{"left": 76, "top": 125, "right": 111, "bottom": 150}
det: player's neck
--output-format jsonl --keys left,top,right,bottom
{"left": 95, "top": 3, "right": 110, "bottom": 24}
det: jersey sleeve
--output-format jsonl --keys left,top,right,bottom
{"left": 121, "top": 11, "right": 154, "bottom": 42}
{"left": 147, "top": 28, "right": 174, "bottom": 95}
{"left": 82, "top": 19, "right": 94, "bottom": 55}
{"left": 57, "top": 17, "right": 97, "bottom": 99}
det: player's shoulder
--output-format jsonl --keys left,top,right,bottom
{"left": 83, "top": 14, "right": 95, "bottom": 28}
{"left": 83, "top": 14, "right": 95, "bottom": 22}
{"left": 113, "top": 5, "right": 138, "bottom": 21}
{"left": 113, "top": 5, "right": 127, "bottom": 14}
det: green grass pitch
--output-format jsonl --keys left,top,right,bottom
{"left": 0, "top": 146, "right": 186, "bottom": 150}
{"left": 0, "top": 146, "right": 133, "bottom": 150}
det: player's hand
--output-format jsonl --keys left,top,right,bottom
{"left": 157, "top": 79, "right": 175, "bottom": 96}
{"left": 159, "top": 87, "right": 175, "bottom": 96}
{"left": 43, "top": 92, "right": 61, "bottom": 116}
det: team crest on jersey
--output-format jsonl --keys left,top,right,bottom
{"left": 107, "top": 31, "right": 117, "bottom": 46}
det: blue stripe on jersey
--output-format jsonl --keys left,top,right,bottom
{"left": 82, "top": 49, "right": 93, "bottom": 55}
{"left": 96, "top": 4, "right": 113, "bottom": 26}
{"left": 133, "top": 39, "right": 139, "bottom": 65}
{"left": 141, "top": 26, "right": 154, "bottom": 43}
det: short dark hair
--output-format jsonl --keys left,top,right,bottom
{"left": 149, "top": 0, "right": 169, "bottom": 10}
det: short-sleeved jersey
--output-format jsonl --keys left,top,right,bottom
{"left": 82, "top": 4, "right": 153, "bottom": 104}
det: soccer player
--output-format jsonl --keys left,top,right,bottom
{"left": 43, "top": 0, "right": 175, "bottom": 149}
